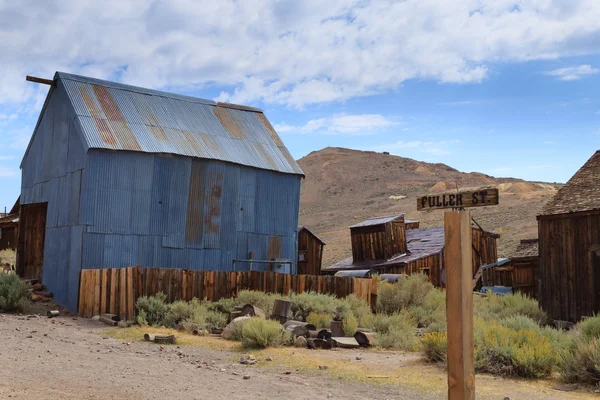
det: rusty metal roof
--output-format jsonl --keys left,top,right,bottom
{"left": 54, "top": 72, "right": 304, "bottom": 176}
{"left": 539, "top": 150, "right": 600, "bottom": 216}
{"left": 349, "top": 214, "right": 404, "bottom": 229}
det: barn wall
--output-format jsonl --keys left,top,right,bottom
{"left": 539, "top": 211, "right": 600, "bottom": 322}
{"left": 79, "top": 150, "right": 301, "bottom": 274}
{"left": 20, "top": 80, "right": 87, "bottom": 312}
{"left": 297, "top": 230, "right": 323, "bottom": 275}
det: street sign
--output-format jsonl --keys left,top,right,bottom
{"left": 417, "top": 188, "right": 499, "bottom": 211}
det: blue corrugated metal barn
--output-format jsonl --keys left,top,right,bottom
{"left": 18, "top": 72, "right": 304, "bottom": 312}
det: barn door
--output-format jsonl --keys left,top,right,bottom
{"left": 16, "top": 203, "right": 48, "bottom": 281}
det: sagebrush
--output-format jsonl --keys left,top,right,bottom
{"left": 0, "top": 272, "right": 28, "bottom": 312}
{"left": 241, "top": 318, "right": 289, "bottom": 348}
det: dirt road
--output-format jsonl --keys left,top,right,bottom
{"left": 0, "top": 312, "right": 595, "bottom": 399}
{"left": 0, "top": 313, "right": 431, "bottom": 400}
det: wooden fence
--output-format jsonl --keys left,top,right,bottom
{"left": 78, "top": 266, "right": 143, "bottom": 320}
{"left": 79, "top": 267, "right": 378, "bottom": 320}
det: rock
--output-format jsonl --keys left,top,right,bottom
{"left": 30, "top": 294, "right": 41, "bottom": 302}
{"left": 355, "top": 356, "right": 363, "bottom": 360}
{"left": 220, "top": 368, "right": 227, "bottom": 372}
{"left": 239, "top": 354, "right": 257, "bottom": 365}
{"left": 294, "top": 336, "right": 308, "bottom": 348}
{"left": 283, "top": 371, "right": 291, "bottom": 375}
{"left": 243, "top": 375, "right": 251, "bottom": 380}
{"left": 221, "top": 316, "right": 252, "bottom": 340}
{"left": 327, "top": 394, "right": 333, "bottom": 398}
{"left": 91, "top": 315, "right": 100, "bottom": 321}
{"left": 266, "top": 356, "right": 273, "bottom": 361}
{"left": 319, "top": 365, "right": 328, "bottom": 370}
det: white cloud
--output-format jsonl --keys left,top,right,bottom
{"left": 0, "top": 167, "right": 17, "bottom": 177}
{"left": 543, "top": 64, "right": 600, "bottom": 81}
{"left": 0, "top": 1, "right": 599, "bottom": 108}
{"left": 274, "top": 114, "right": 398, "bottom": 135}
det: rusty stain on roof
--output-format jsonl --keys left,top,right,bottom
{"left": 257, "top": 113, "right": 284, "bottom": 146}
{"left": 58, "top": 72, "right": 304, "bottom": 175}
{"left": 254, "top": 143, "right": 278, "bottom": 170}
{"left": 214, "top": 107, "right": 245, "bottom": 139}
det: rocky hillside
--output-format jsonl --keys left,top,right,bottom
{"left": 297, "top": 147, "right": 560, "bottom": 267}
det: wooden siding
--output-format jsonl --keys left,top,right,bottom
{"left": 297, "top": 229, "right": 324, "bottom": 275}
{"left": 538, "top": 211, "right": 600, "bottom": 322}
{"left": 0, "top": 224, "right": 17, "bottom": 252}
{"left": 405, "top": 221, "right": 420, "bottom": 230}
{"left": 16, "top": 203, "right": 48, "bottom": 280}
{"left": 350, "top": 216, "right": 406, "bottom": 262}
{"left": 482, "top": 256, "right": 539, "bottom": 299}
{"left": 79, "top": 267, "right": 378, "bottom": 318}
{"left": 472, "top": 227, "right": 498, "bottom": 276}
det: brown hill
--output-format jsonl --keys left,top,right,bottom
{"left": 297, "top": 147, "right": 560, "bottom": 267}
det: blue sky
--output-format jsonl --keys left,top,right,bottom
{"left": 1, "top": 0, "right": 600, "bottom": 210}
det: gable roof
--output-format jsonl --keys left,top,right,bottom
{"left": 540, "top": 150, "right": 600, "bottom": 216}
{"left": 25, "top": 72, "right": 304, "bottom": 176}
{"left": 349, "top": 214, "right": 404, "bottom": 229}
{"left": 298, "top": 226, "right": 326, "bottom": 245}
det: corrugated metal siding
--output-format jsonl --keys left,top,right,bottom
{"left": 57, "top": 72, "right": 303, "bottom": 176}
{"left": 20, "top": 79, "right": 301, "bottom": 313}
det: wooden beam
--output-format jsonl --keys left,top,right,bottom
{"left": 26, "top": 76, "right": 54, "bottom": 85}
{"left": 444, "top": 210, "right": 475, "bottom": 400}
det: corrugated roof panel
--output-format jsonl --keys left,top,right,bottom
{"left": 349, "top": 214, "right": 405, "bottom": 228}
{"left": 55, "top": 72, "right": 304, "bottom": 176}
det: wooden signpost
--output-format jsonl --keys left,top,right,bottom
{"left": 417, "top": 187, "right": 499, "bottom": 400}
{"left": 417, "top": 188, "right": 499, "bottom": 211}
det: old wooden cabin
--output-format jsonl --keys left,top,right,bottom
{"left": 537, "top": 150, "right": 600, "bottom": 322}
{"left": 297, "top": 226, "right": 325, "bottom": 275}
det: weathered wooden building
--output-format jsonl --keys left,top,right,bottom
{"left": 297, "top": 226, "right": 325, "bottom": 275}
{"left": 0, "top": 198, "right": 19, "bottom": 253}
{"left": 18, "top": 72, "right": 304, "bottom": 311}
{"left": 481, "top": 239, "right": 539, "bottom": 298}
{"left": 323, "top": 214, "right": 498, "bottom": 288}
{"left": 537, "top": 150, "right": 600, "bottom": 322}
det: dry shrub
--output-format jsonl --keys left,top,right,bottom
{"left": 306, "top": 312, "right": 332, "bottom": 329}
{"left": 342, "top": 312, "right": 358, "bottom": 337}
{"left": 377, "top": 274, "right": 433, "bottom": 315}
{"left": 241, "top": 318, "right": 289, "bottom": 348}
{"left": 474, "top": 318, "right": 556, "bottom": 378}
{"left": 344, "top": 294, "right": 372, "bottom": 327}
{"left": 559, "top": 338, "right": 600, "bottom": 384}
{"left": 579, "top": 314, "right": 600, "bottom": 341}
{"left": 135, "top": 293, "right": 170, "bottom": 326}
{"left": 234, "top": 290, "right": 281, "bottom": 316}
{"left": 289, "top": 292, "right": 349, "bottom": 321}
{"left": 474, "top": 291, "right": 547, "bottom": 324}
{"left": 0, "top": 249, "right": 16, "bottom": 266}
{"left": 422, "top": 331, "right": 448, "bottom": 363}
{"left": 0, "top": 272, "right": 28, "bottom": 312}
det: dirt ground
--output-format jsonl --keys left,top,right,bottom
{"left": 0, "top": 312, "right": 596, "bottom": 400}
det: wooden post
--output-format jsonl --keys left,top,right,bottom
{"left": 444, "top": 211, "right": 475, "bottom": 400}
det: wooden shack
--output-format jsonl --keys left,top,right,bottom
{"left": 481, "top": 239, "right": 539, "bottom": 298}
{"left": 0, "top": 198, "right": 20, "bottom": 253}
{"left": 405, "top": 220, "right": 420, "bottom": 230}
{"left": 297, "top": 226, "right": 325, "bottom": 275}
{"left": 537, "top": 150, "right": 600, "bottom": 322}
{"left": 349, "top": 214, "right": 407, "bottom": 262}
{"left": 324, "top": 214, "right": 499, "bottom": 288}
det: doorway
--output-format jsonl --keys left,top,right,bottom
{"left": 16, "top": 203, "right": 48, "bottom": 281}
